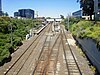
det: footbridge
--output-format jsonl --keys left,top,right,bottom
{"left": 46, "top": 18, "right": 62, "bottom": 22}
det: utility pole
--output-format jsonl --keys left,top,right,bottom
{"left": 67, "top": 14, "right": 69, "bottom": 30}
{"left": 36, "top": 11, "right": 38, "bottom": 18}
{"left": 54, "top": 18, "right": 56, "bottom": 31}
{"left": 94, "top": 0, "right": 98, "bottom": 23}
{"left": 10, "top": 24, "right": 13, "bottom": 47}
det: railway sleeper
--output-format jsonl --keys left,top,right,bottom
{"left": 52, "top": 51, "right": 58, "bottom": 54}
{"left": 69, "top": 68, "right": 79, "bottom": 71}
{"left": 70, "top": 73, "right": 80, "bottom": 75}
{"left": 67, "top": 59, "right": 75, "bottom": 62}
{"left": 68, "top": 66, "right": 78, "bottom": 69}
{"left": 66, "top": 55, "right": 74, "bottom": 58}
{"left": 40, "top": 57, "right": 47, "bottom": 61}
{"left": 50, "top": 57, "right": 56, "bottom": 60}
{"left": 68, "top": 64, "right": 77, "bottom": 66}
{"left": 43, "top": 47, "right": 49, "bottom": 50}
{"left": 67, "top": 61, "right": 75, "bottom": 64}
{"left": 69, "top": 69, "right": 79, "bottom": 72}
{"left": 68, "top": 66, "right": 79, "bottom": 69}
{"left": 67, "top": 62, "right": 76, "bottom": 64}
{"left": 68, "top": 66, "right": 78, "bottom": 68}
{"left": 50, "top": 58, "right": 56, "bottom": 61}
{"left": 47, "top": 70, "right": 55, "bottom": 74}
{"left": 51, "top": 54, "right": 57, "bottom": 57}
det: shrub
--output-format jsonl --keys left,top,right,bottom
{"left": 68, "top": 20, "right": 100, "bottom": 48}
{"left": 13, "top": 37, "right": 23, "bottom": 46}
{"left": 0, "top": 48, "right": 10, "bottom": 63}
{"left": 0, "top": 17, "right": 42, "bottom": 64}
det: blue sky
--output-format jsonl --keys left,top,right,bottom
{"left": 2, "top": 0, "right": 80, "bottom": 18}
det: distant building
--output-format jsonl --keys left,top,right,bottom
{"left": 72, "top": 10, "right": 82, "bottom": 18}
{"left": 0, "top": 0, "right": 2, "bottom": 16}
{"left": 36, "top": 17, "right": 45, "bottom": 21}
{"left": 19, "top": 9, "right": 34, "bottom": 19}
{"left": 72, "top": 10, "right": 93, "bottom": 20}
{"left": 14, "top": 12, "right": 19, "bottom": 17}
{"left": 73, "top": 0, "right": 100, "bottom": 20}
{"left": 14, "top": 9, "right": 34, "bottom": 19}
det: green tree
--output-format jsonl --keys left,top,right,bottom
{"left": 2, "top": 12, "right": 9, "bottom": 16}
{"left": 60, "top": 15, "right": 64, "bottom": 19}
{"left": 46, "top": 17, "right": 51, "bottom": 19}
{"left": 77, "top": 0, "right": 94, "bottom": 20}
{"left": 4, "top": 12, "right": 9, "bottom": 16}
{"left": 0, "top": 17, "right": 42, "bottom": 64}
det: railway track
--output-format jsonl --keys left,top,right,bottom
{"left": 61, "top": 27, "right": 82, "bottom": 75}
{"left": 32, "top": 23, "right": 82, "bottom": 75}
{"left": 4, "top": 23, "right": 52, "bottom": 75}
{"left": 32, "top": 31, "right": 61, "bottom": 75}
{"left": 44, "top": 34, "right": 61, "bottom": 75}
{"left": 3, "top": 22, "right": 83, "bottom": 75}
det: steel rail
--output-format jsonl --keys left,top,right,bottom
{"left": 42, "top": 34, "right": 61, "bottom": 75}
{"left": 4, "top": 24, "right": 50, "bottom": 75}
{"left": 63, "top": 27, "right": 82, "bottom": 75}
{"left": 32, "top": 24, "right": 52, "bottom": 75}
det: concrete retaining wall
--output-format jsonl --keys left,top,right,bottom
{"left": 76, "top": 38, "right": 100, "bottom": 73}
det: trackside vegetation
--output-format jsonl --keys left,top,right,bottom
{"left": 0, "top": 17, "right": 41, "bottom": 65}
{"left": 62, "top": 18, "right": 100, "bottom": 50}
